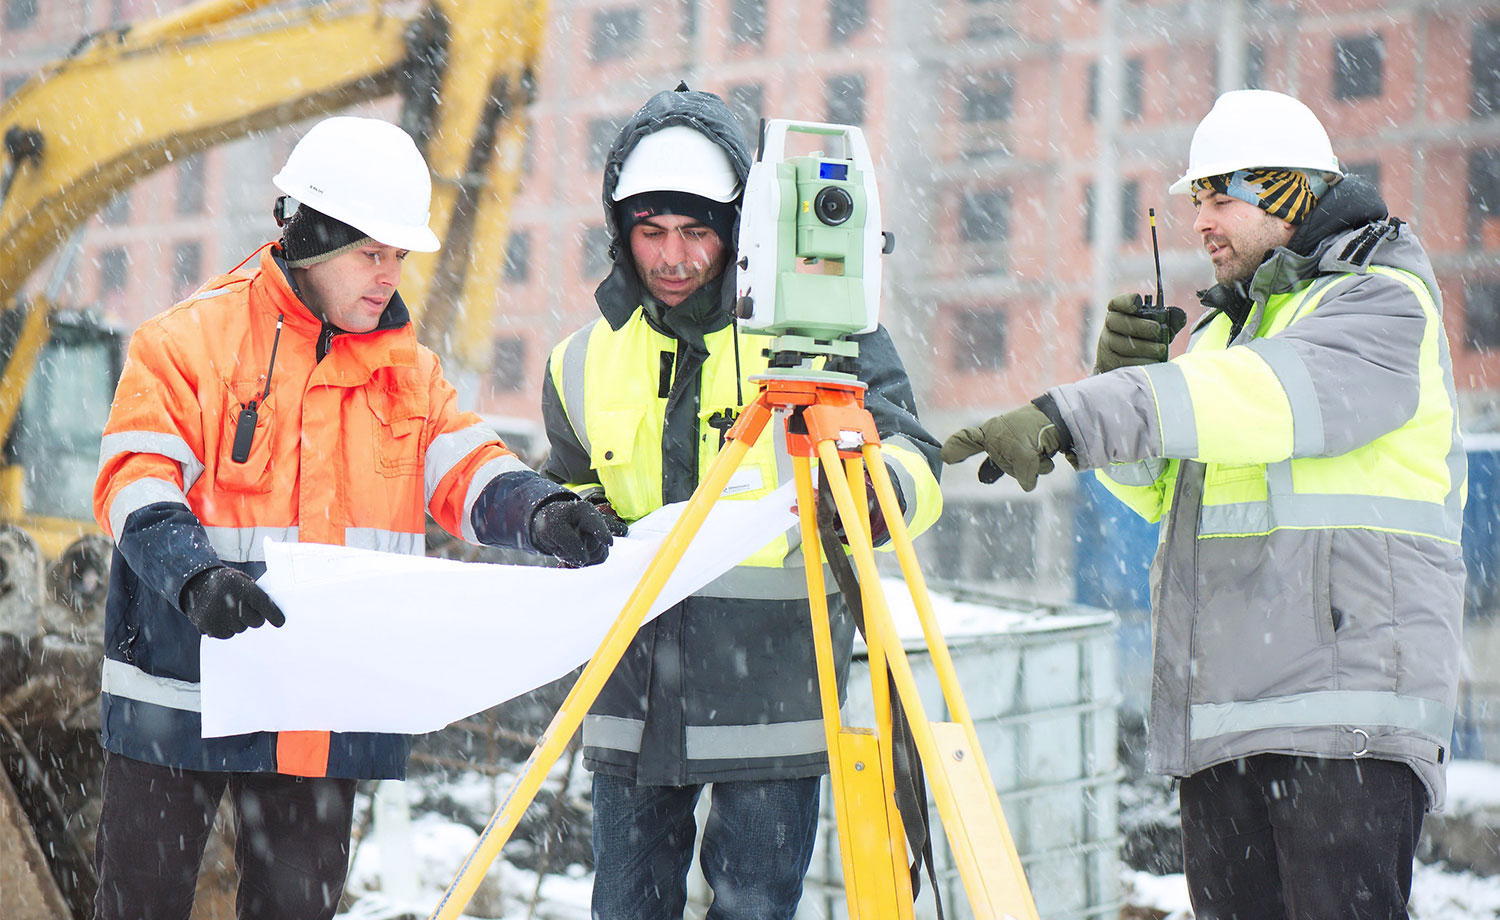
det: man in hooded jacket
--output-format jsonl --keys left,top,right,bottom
{"left": 943, "top": 90, "right": 1464, "bottom": 919}
{"left": 538, "top": 86, "right": 943, "bottom": 919}
{"left": 91, "top": 116, "right": 614, "bottom": 920}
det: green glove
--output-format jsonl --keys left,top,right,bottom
{"left": 1093, "top": 293, "right": 1188, "bottom": 374}
{"left": 940, "top": 404, "right": 1066, "bottom": 492}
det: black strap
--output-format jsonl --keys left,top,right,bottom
{"left": 815, "top": 472, "right": 944, "bottom": 918}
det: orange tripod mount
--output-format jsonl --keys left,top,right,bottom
{"left": 428, "top": 371, "right": 1040, "bottom": 920}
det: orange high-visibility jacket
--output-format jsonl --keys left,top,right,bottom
{"left": 93, "top": 245, "right": 561, "bottom": 778}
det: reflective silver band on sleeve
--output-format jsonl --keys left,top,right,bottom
{"left": 458, "top": 455, "right": 534, "bottom": 544}
{"left": 342, "top": 528, "right": 424, "bottom": 556}
{"left": 108, "top": 477, "right": 190, "bottom": 540}
{"left": 559, "top": 325, "right": 596, "bottom": 457}
{"left": 204, "top": 525, "right": 300, "bottom": 562}
{"left": 1141, "top": 363, "right": 1198, "bottom": 458}
{"left": 426, "top": 423, "right": 502, "bottom": 503}
{"left": 1102, "top": 458, "right": 1168, "bottom": 487}
{"left": 99, "top": 430, "right": 205, "bottom": 492}
{"left": 881, "top": 435, "right": 925, "bottom": 526}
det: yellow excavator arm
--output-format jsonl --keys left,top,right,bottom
{"left": 0, "top": 0, "right": 543, "bottom": 366}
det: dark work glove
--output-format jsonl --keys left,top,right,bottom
{"left": 587, "top": 494, "right": 631, "bottom": 537}
{"left": 940, "top": 404, "right": 1068, "bottom": 492}
{"left": 1093, "top": 293, "right": 1188, "bottom": 374}
{"left": 530, "top": 496, "right": 613, "bottom": 567}
{"left": 179, "top": 566, "right": 286, "bottom": 639}
{"left": 814, "top": 468, "right": 902, "bottom": 546}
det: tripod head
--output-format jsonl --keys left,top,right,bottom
{"left": 734, "top": 119, "right": 895, "bottom": 384}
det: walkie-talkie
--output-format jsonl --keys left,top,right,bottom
{"left": 1136, "top": 207, "right": 1170, "bottom": 342}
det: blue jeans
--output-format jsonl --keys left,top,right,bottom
{"left": 590, "top": 773, "right": 821, "bottom": 920}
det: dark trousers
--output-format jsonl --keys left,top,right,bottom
{"left": 590, "top": 773, "right": 821, "bottom": 920}
{"left": 1179, "top": 754, "right": 1426, "bottom": 920}
{"left": 93, "top": 752, "right": 357, "bottom": 920}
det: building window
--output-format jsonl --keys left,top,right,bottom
{"left": 1082, "top": 180, "right": 1140, "bottom": 243}
{"left": 504, "top": 230, "right": 530, "bottom": 283}
{"left": 1465, "top": 281, "right": 1500, "bottom": 351}
{"left": 1467, "top": 149, "right": 1500, "bottom": 249}
{"left": 1473, "top": 20, "right": 1500, "bottom": 117}
{"left": 682, "top": 0, "right": 697, "bottom": 37}
{"left": 4, "top": 0, "right": 37, "bottom": 29}
{"left": 590, "top": 6, "right": 641, "bottom": 62}
{"left": 952, "top": 308, "right": 1007, "bottom": 371}
{"left": 825, "top": 73, "right": 866, "bottom": 126}
{"left": 99, "top": 247, "right": 130, "bottom": 295}
{"left": 730, "top": 0, "right": 766, "bottom": 46}
{"left": 1087, "top": 57, "right": 1144, "bottom": 121}
{"left": 1342, "top": 160, "right": 1381, "bottom": 194}
{"left": 581, "top": 225, "right": 613, "bottom": 278}
{"left": 1333, "top": 33, "right": 1384, "bottom": 100}
{"left": 490, "top": 336, "right": 528, "bottom": 391}
{"left": 176, "top": 154, "right": 205, "bottom": 216}
{"left": 960, "top": 70, "right": 1014, "bottom": 123}
{"left": 959, "top": 189, "right": 1008, "bottom": 242}
{"left": 829, "top": 0, "right": 866, "bottom": 44}
{"left": 587, "top": 116, "right": 623, "bottom": 168}
{"left": 102, "top": 191, "right": 131, "bottom": 225}
{"left": 173, "top": 242, "right": 202, "bottom": 298}
{"left": 2, "top": 73, "right": 27, "bottom": 99}
{"left": 922, "top": 499, "right": 1038, "bottom": 584}
{"left": 727, "top": 82, "right": 763, "bottom": 138}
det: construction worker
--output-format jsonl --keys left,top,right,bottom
{"left": 944, "top": 89, "right": 1464, "bottom": 919}
{"left": 538, "top": 85, "right": 943, "bottom": 919}
{"left": 90, "top": 116, "right": 614, "bottom": 920}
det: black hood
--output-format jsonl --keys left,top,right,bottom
{"left": 593, "top": 84, "right": 752, "bottom": 334}
{"left": 1287, "top": 173, "right": 1388, "bottom": 257}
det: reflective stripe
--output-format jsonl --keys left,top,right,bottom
{"left": 559, "top": 325, "right": 595, "bottom": 457}
{"left": 426, "top": 423, "right": 499, "bottom": 503}
{"left": 344, "top": 528, "right": 424, "bottom": 555}
{"left": 583, "top": 714, "right": 829, "bottom": 761}
{"left": 188, "top": 287, "right": 233, "bottom": 302}
{"left": 459, "top": 455, "right": 533, "bottom": 544}
{"left": 101, "top": 658, "right": 201, "bottom": 712}
{"left": 584, "top": 714, "right": 644, "bottom": 753}
{"left": 1103, "top": 458, "right": 1167, "bottom": 487}
{"left": 99, "top": 430, "right": 205, "bottom": 492}
{"left": 1142, "top": 363, "right": 1198, "bottom": 457}
{"left": 108, "top": 477, "right": 189, "bottom": 539}
{"left": 1247, "top": 338, "right": 1325, "bottom": 457}
{"left": 882, "top": 434, "right": 923, "bottom": 527}
{"left": 1191, "top": 690, "right": 1454, "bottom": 743}
{"left": 205, "top": 525, "right": 299, "bottom": 562}
{"left": 696, "top": 562, "right": 831, "bottom": 599}
{"left": 1199, "top": 490, "right": 1459, "bottom": 539}
{"left": 686, "top": 719, "right": 827, "bottom": 761}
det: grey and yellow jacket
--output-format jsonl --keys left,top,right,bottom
{"left": 1048, "top": 176, "right": 1465, "bottom": 808}
{"left": 539, "top": 86, "right": 942, "bottom": 784}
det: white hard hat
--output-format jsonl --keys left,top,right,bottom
{"left": 273, "top": 116, "right": 441, "bottom": 252}
{"left": 1169, "top": 90, "right": 1342, "bottom": 197}
{"left": 612, "top": 125, "right": 742, "bottom": 203}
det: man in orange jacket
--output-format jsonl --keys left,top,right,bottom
{"left": 90, "top": 116, "right": 613, "bottom": 920}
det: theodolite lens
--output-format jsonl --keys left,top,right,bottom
{"left": 813, "top": 186, "right": 854, "bottom": 226}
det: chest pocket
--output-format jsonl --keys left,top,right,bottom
{"left": 370, "top": 387, "right": 428, "bottom": 478}
{"left": 589, "top": 403, "right": 654, "bottom": 518}
{"left": 214, "top": 381, "right": 275, "bottom": 494}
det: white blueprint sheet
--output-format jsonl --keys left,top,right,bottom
{"left": 199, "top": 483, "right": 797, "bottom": 738}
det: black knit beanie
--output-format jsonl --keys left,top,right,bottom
{"left": 616, "top": 190, "right": 736, "bottom": 249}
{"left": 278, "top": 203, "right": 372, "bottom": 268}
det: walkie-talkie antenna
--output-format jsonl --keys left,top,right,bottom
{"left": 1148, "top": 207, "right": 1165, "bottom": 309}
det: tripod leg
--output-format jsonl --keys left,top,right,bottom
{"left": 798, "top": 455, "right": 914, "bottom": 919}
{"left": 819, "top": 441, "right": 1041, "bottom": 920}
{"left": 427, "top": 422, "right": 767, "bottom": 920}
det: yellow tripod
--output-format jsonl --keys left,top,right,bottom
{"left": 428, "top": 372, "right": 1039, "bottom": 920}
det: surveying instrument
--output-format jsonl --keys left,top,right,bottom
{"left": 428, "top": 120, "right": 1040, "bottom": 920}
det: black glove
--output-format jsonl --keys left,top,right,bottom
{"left": 179, "top": 566, "right": 286, "bottom": 639}
{"left": 530, "top": 496, "right": 613, "bottom": 567}
{"left": 1093, "top": 293, "right": 1188, "bottom": 374}
{"left": 940, "top": 404, "right": 1068, "bottom": 492}
{"left": 814, "top": 467, "right": 903, "bottom": 546}
{"left": 587, "top": 494, "right": 631, "bottom": 537}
